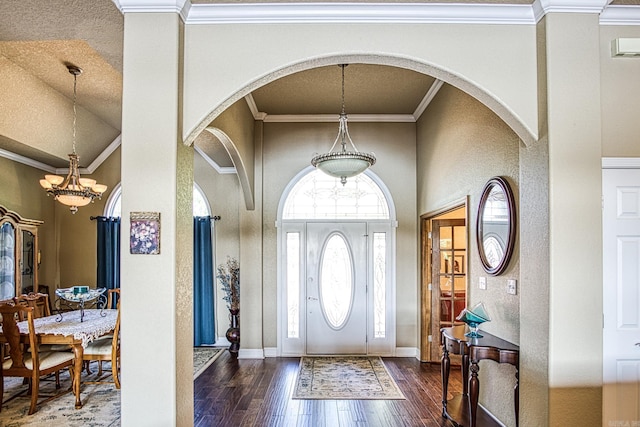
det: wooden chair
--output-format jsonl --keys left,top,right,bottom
{"left": 0, "top": 304, "right": 75, "bottom": 415}
{"left": 106, "top": 288, "right": 120, "bottom": 310}
{"left": 14, "top": 293, "right": 51, "bottom": 320}
{"left": 83, "top": 306, "right": 120, "bottom": 388}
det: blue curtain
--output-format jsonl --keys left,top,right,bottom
{"left": 194, "top": 216, "right": 215, "bottom": 346}
{"left": 96, "top": 216, "right": 121, "bottom": 308}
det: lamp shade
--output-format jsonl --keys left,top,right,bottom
{"left": 313, "top": 152, "right": 376, "bottom": 179}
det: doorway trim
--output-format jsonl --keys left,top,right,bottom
{"left": 276, "top": 167, "right": 397, "bottom": 357}
{"left": 420, "top": 197, "right": 469, "bottom": 362}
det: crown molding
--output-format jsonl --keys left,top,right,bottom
{"left": 0, "top": 148, "right": 56, "bottom": 173}
{"left": 263, "top": 114, "right": 415, "bottom": 123}
{"left": 600, "top": 6, "right": 640, "bottom": 25}
{"left": 194, "top": 145, "right": 237, "bottom": 174}
{"left": 413, "top": 79, "right": 444, "bottom": 121}
{"left": 112, "top": 0, "right": 640, "bottom": 26}
{"left": 187, "top": 3, "right": 535, "bottom": 25}
{"left": 86, "top": 135, "right": 122, "bottom": 174}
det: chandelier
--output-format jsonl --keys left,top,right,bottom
{"left": 311, "top": 64, "right": 376, "bottom": 185}
{"left": 39, "top": 65, "right": 107, "bottom": 214}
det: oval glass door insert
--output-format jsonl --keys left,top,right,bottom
{"left": 319, "top": 234, "right": 353, "bottom": 329}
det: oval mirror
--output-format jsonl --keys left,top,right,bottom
{"left": 476, "top": 177, "right": 516, "bottom": 276}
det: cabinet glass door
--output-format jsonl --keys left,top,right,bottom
{"left": 0, "top": 222, "right": 16, "bottom": 300}
{"left": 21, "top": 230, "right": 35, "bottom": 295}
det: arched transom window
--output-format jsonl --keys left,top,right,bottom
{"left": 282, "top": 170, "right": 389, "bottom": 220}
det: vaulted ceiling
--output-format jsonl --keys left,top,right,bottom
{"left": 1, "top": 0, "right": 638, "bottom": 172}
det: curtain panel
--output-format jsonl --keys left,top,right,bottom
{"left": 194, "top": 216, "right": 216, "bottom": 346}
{"left": 95, "top": 216, "right": 121, "bottom": 308}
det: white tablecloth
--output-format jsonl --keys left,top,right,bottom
{"left": 18, "top": 309, "right": 117, "bottom": 348}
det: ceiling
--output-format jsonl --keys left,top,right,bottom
{"left": 1, "top": 0, "right": 638, "bottom": 172}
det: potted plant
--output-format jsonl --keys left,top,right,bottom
{"left": 217, "top": 257, "right": 240, "bottom": 354}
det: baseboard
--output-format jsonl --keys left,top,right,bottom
{"left": 395, "top": 347, "right": 419, "bottom": 358}
{"left": 216, "top": 336, "right": 231, "bottom": 347}
{"left": 263, "top": 347, "right": 278, "bottom": 358}
{"left": 238, "top": 348, "right": 265, "bottom": 359}
{"left": 479, "top": 403, "right": 506, "bottom": 427}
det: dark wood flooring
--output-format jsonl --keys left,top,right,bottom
{"left": 194, "top": 351, "right": 484, "bottom": 427}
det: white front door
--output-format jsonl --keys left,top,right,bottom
{"left": 603, "top": 167, "right": 640, "bottom": 424}
{"left": 306, "top": 222, "right": 367, "bottom": 354}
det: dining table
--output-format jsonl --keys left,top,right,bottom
{"left": 1, "top": 308, "right": 118, "bottom": 409}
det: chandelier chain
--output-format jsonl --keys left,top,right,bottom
{"left": 72, "top": 71, "right": 77, "bottom": 155}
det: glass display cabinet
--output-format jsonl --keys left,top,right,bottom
{"left": 0, "top": 206, "right": 42, "bottom": 300}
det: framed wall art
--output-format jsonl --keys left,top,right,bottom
{"left": 130, "top": 212, "right": 160, "bottom": 255}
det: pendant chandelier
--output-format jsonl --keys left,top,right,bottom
{"left": 311, "top": 64, "right": 376, "bottom": 185}
{"left": 39, "top": 65, "right": 107, "bottom": 214}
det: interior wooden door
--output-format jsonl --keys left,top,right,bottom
{"left": 431, "top": 218, "right": 467, "bottom": 361}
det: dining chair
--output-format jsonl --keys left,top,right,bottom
{"left": 0, "top": 304, "right": 76, "bottom": 415}
{"left": 106, "top": 288, "right": 120, "bottom": 310}
{"left": 82, "top": 306, "right": 121, "bottom": 388}
{"left": 14, "top": 293, "right": 51, "bottom": 319}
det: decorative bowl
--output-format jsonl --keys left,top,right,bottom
{"left": 456, "top": 302, "right": 491, "bottom": 338}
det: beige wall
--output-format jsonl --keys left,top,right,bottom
{"left": 417, "top": 83, "right": 521, "bottom": 426}
{"left": 57, "top": 146, "right": 121, "bottom": 287}
{"left": 0, "top": 156, "right": 57, "bottom": 291}
{"left": 193, "top": 152, "right": 241, "bottom": 340}
{"left": 600, "top": 25, "right": 640, "bottom": 158}
{"left": 261, "top": 121, "right": 418, "bottom": 349}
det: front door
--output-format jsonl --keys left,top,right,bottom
{"left": 603, "top": 167, "right": 640, "bottom": 424}
{"left": 306, "top": 222, "right": 367, "bottom": 354}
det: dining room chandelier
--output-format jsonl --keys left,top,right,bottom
{"left": 311, "top": 64, "right": 376, "bottom": 185}
{"left": 39, "top": 65, "right": 107, "bottom": 214}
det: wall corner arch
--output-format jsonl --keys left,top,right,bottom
{"left": 204, "top": 127, "right": 255, "bottom": 210}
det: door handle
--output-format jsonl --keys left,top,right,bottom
{"left": 308, "top": 297, "right": 318, "bottom": 301}
{"left": 635, "top": 343, "right": 640, "bottom": 347}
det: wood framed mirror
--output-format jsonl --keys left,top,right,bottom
{"left": 476, "top": 177, "right": 516, "bottom": 276}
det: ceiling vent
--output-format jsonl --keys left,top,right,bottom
{"left": 612, "top": 38, "right": 640, "bottom": 57}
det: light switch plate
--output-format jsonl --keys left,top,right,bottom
{"left": 507, "top": 279, "right": 517, "bottom": 295}
{"left": 479, "top": 277, "right": 487, "bottom": 290}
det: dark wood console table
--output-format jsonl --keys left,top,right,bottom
{"left": 441, "top": 325, "right": 519, "bottom": 427}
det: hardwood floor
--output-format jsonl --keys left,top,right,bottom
{"left": 194, "top": 351, "right": 466, "bottom": 427}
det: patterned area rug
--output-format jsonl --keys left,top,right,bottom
{"left": 0, "top": 365, "right": 120, "bottom": 427}
{"left": 292, "top": 356, "right": 406, "bottom": 400}
{"left": 1, "top": 347, "right": 224, "bottom": 426}
{"left": 193, "top": 346, "right": 224, "bottom": 379}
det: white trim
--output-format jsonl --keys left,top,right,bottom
{"left": 600, "top": 6, "right": 640, "bottom": 26}
{"left": 86, "top": 135, "right": 121, "bottom": 174}
{"left": 238, "top": 348, "right": 265, "bottom": 359}
{"left": 264, "top": 114, "right": 416, "bottom": 123}
{"left": 104, "top": 182, "right": 122, "bottom": 217}
{"left": 413, "top": 79, "right": 444, "bottom": 121}
{"left": 395, "top": 347, "right": 420, "bottom": 359}
{"left": 194, "top": 144, "right": 237, "bottom": 175}
{"left": 216, "top": 336, "right": 231, "bottom": 347}
{"left": 263, "top": 347, "right": 278, "bottom": 358}
{"left": 532, "top": 0, "right": 608, "bottom": 22}
{"left": 187, "top": 3, "right": 536, "bottom": 25}
{"left": 0, "top": 148, "right": 56, "bottom": 173}
{"left": 113, "top": 0, "right": 640, "bottom": 26}
{"left": 244, "top": 94, "right": 266, "bottom": 121}
{"left": 602, "top": 157, "right": 640, "bottom": 169}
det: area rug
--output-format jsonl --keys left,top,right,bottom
{"left": 193, "top": 346, "right": 224, "bottom": 379}
{"left": 0, "top": 366, "right": 120, "bottom": 427}
{"left": 292, "top": 356, "right": 406, "bottom": 400}
{"left": 1, "top": 347, "right": 224, "bottom": 426}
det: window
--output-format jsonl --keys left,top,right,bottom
{"left": 104, "top": 183, "right": 211, "bottom": 217}
{"left": 283, "top": 170, "right": 389, "bottom": 220}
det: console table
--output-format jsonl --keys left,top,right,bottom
{"left": 441, "top": 325, "right": 519, "bottom": 427}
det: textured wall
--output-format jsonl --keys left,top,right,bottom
{"left": 261, "top": 121, "right": 417, "bottom": 349}
{"left": 417, "top": 83, "right": 521, "bottom": 426}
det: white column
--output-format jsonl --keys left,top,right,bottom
{"left": 120, "top": 11, "right": 193, "bottom": 426}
